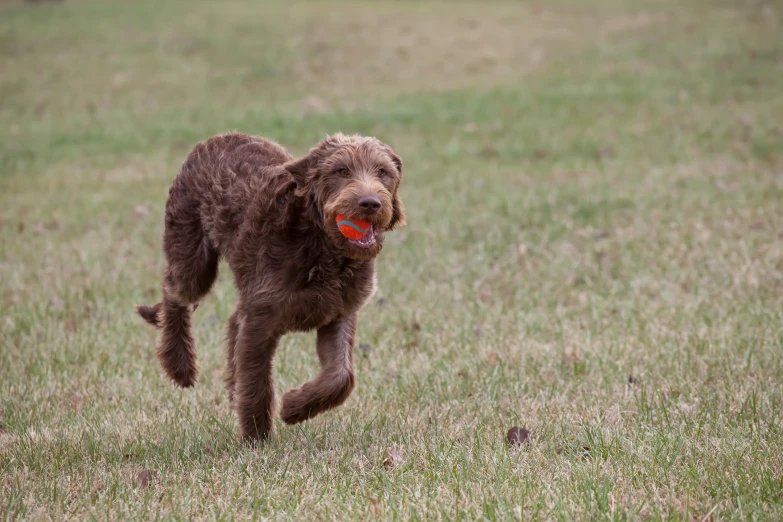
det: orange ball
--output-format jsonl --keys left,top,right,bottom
{"left": 336, "top": 214, "right": 371, "bottom": 239}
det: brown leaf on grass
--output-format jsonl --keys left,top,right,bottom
{"left": 136, "top": 470, "right": 158, "bottom": 488}
{"left": 481, "top": 144, "right": 498, "bottom": 158}
{"left": 203, "top": 444, "right": 213, "bottom": 454}
{"left": 410, "top": 321, "right": 421, "bottom": 332}
{"left": 49, "top": 296, "right": 65, "bottom": 310}
{"left": 487, "top": 354, "right": 499, "bottom": 367}
{"left": 134, "top": 205, "right": 150, "bottom": 218}
{"left": 0, "top": 423, "right": 7, "bottom": 435}
{"left": 382, "top": 448, "right": 402, "bottom": 470}
{"left": 627, "top": 374, "right": 638, "bottom": 385}
{"left": 506, "top": 426, "right": 530, "bottom": 446}
{"left": 457, "top": 369, "right": 468, "bottom": 378}
{"left": 64, "top": 320, "right": 78, "bottom": 333}
{"left": 71, "top": 392, "right": 85, "bottom": 413}
{"left": 534, "top": 149, "right": 550, "bottom": 160}
{"left": 365, "top": 490, "right": 381, "bottom": 516}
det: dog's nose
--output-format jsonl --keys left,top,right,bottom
{"left": 358, "top": 195, "right": 381, "bottom": 213}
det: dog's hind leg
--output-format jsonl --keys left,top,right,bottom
{"left": 280, "top": 313, "right": 357, "bottom": 425}
{"left": 154, "top": 215, "right": 220, "bottom": 388}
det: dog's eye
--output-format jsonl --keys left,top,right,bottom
{"left": 336, "top": 168, "right": 351, "bottom": 177}
{"left": 377, "top": 168, "right": 388, "bottom": 177}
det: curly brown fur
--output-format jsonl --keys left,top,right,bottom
{"left": 136, "top": 303, "right": 161, "bottom": 327}
{"left": 136, "top": 132, "right": 405, "bottom": 442}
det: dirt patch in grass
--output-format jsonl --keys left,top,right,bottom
{"left": 287, "top": 5, "right": 665, "bottom": 93}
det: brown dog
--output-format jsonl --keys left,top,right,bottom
{"left": 136, "top": 132, "right": 405, "bottom": 441}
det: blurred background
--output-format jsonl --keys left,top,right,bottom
{"left": 1, "top": 0, "right": 782, "bottom": 519}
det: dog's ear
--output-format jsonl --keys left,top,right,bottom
{"left": 387, "top": 190, "right": 406, "bottom": 231}
{"left": 284, "top": 155, "right": 312, "bottom": 188}
{"left": 382, "top": 146, "right": 403, "bottom": 180}
{"left": 284, "top": 153, "right": 325, "bottom": 227}
{"left": 390, "top": 152, "right": 403, "bottom": 179}
{"left": 286, "top": 135, "right": 339, "bottom": 186}
{"left": 383, "top": 146, "right": 405, "bottom": 230}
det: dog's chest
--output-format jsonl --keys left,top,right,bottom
{"left": 281, "top": 260, "right": 376, "bottom": 331}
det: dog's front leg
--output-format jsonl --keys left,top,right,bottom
{"left": 232, "top": 312, "right": 280, "bottom": 442}
{"left": 280, "top": 313, "right": 357, "bottom": 425}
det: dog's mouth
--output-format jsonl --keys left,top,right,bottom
{"left": 348, "top": 224, "right": 380, "bottom": 249}
{"left": 336, "top": 214, "right": 383, "bottom": 250}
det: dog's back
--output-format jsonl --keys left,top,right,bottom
{"left": 169, "top": 133, "right": 294, "bottom": 254}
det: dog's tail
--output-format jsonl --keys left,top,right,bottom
{"left": 136, "top": 298, "right": 199, "bottom": 388}
{"left": 136, "top": 303, "right": 162, "bottom": 327}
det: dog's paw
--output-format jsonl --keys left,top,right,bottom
{"left": 238, "top": 428, "right": 273, "bottom": 446}
{"left": 280, "top": 389, "right": 312, "bottom": 425}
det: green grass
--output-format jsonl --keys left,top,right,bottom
{"left": 2, "top": 0, "right": 783, "bottom": 519}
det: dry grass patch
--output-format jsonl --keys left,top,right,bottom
{"left": 287, "top": 4, "right": 667, "bottom": 94}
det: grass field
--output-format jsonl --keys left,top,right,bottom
{"left": 2, "top": 0, "right": 783, "bottom": 519}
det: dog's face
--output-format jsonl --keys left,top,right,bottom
{"left": 286, "top": 134, "right": 406, "bottom": 260}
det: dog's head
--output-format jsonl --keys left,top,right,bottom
{"left": 285, "top": 133, "right": 406, "bottom": 260}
